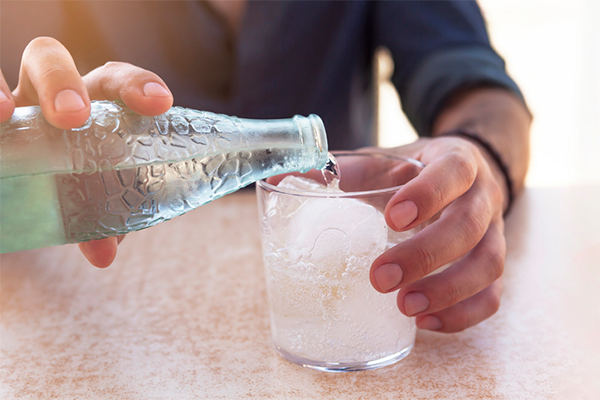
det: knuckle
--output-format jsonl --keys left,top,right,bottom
{"left": 39, "top": 65, "right": 74, "bottom": 82}
{"left": 101, "top": 61, "right": 129, "bottom": 74}
{"left": 454, "top": 313, "right": 471, "bottom": 332}
{"left": 491, "top": 180, "right": 505, "bottom": 211}
{"left": 100, "top": 61, "right": 139, "bottom": 77}
{"left": 442, "top": 280, "right": 463, "bottom": 306}
{"left": 23, "top": 37, "right": 71, "bottom": 65}
{"left": 487, "top": 290, "right": 502, "bottom": 316}
{"left": 93, "top": 62, "right": 136, "bottom": 94}
{"left": 98, "top": 61, "right": 154, "bottom": 83}
{"left": 421, "top": 178, "right": 446, "bottom": 210}
{"left": 482, "top": 169, "right": 505, "bottom": 210}
{"left": 485, "top": 249, "right": 505, "bottom": 281}
{"left": 25, "top": 36, "right": 61, "bottom": 52}
{"left": 445, "top": 150, "right": 477, "bottom": 188}
{"left": 21, "top": 38, "right": 80, "bottom": 87}
{"left": 461, "top": 206, "right": 489, "bottom": 244}
{"left": 101, "top": 61, "right": 119, "bottom": 70}
{"left": 413, "top": 244, "right": 438, "bottom": 277}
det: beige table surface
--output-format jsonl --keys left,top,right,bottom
{"left": 1, "top": 185, "right": 599, "bottom": 399}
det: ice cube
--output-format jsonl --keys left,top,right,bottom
{"left": 268, "top": 176, "right": 388, "bottom": 268}
{"left": 277, "top": 175, "right": 331, "bottom": 193}
{"left": 266, "top": 176, "right": 334, "bottom": 222}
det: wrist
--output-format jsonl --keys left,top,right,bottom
{"left": 431, "top": 87, "right": 531, "bottom": 215}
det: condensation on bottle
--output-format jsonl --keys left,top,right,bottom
{"left": 0, "top": 101, "right": 328, "bottom": 253}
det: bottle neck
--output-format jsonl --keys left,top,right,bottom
{"left": 235, "top": 114, "right": 328, "bottom": 172}
{"left": 295, "top": 114, "right": 329, "bottom": 171}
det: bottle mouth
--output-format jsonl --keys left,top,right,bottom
{"left": 291, "top": 113, "right": 328, "bottom": 172}
{"left": 307, "top": 114, "right": 327, "bottom": 156}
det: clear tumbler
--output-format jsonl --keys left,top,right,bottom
{"left": 256, "top": 151, "right": 425, "bottom": 372}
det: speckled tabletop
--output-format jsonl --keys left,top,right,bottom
{"left": 2, "top": 186, "right": 599, "bottom": 399}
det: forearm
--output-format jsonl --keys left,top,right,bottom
{"left": 431, "top": 87, "right": 532, "bottom": 212}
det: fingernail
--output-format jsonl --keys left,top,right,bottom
{"left": 373, "top": 263, "right": 403, "bottom": 292}
{"left": 143, "top": 82, "right": 171, "bottom": 97}
{"left": 0, "top": 90, "right": 9, "bottom": 103}
{"left": 404, "top": 292, "right": 430, "bottom": 315}
{"left": 78, "top": 237, "right": 118, "bottom": 268}
{"left": 390, "top": 200, "right": 418, "bottom": 230}
{"left": 54, "top": 89, "right": 85, "bottom": 112}
{"left": 417, "top": 315, "right": 442, "bottom": 330}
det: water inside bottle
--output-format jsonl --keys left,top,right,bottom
{"left": 0, "top": 146, "right": 317, "bottom": 253}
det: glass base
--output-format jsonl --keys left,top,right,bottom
{"left": 274, "top": 343, "right": 414, "bottom": 373}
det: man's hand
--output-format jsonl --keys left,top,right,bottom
{"left": 370, "top": 87, "right": 531, "bottom": 333}
{"left": 0, "top": 37, "right": 174, "bottom": 267}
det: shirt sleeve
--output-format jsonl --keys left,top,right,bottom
{"left": 374, "top": 0, "right": 525, "bottom": 136}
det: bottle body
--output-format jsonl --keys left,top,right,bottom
{"left": 0, "top": 101, "right": 328, "bottom": 253}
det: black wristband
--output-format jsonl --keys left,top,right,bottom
{"left": 439, "top": 130, "right": 515, "bottom": 216}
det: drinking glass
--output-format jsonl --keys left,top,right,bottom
{"left": 256, "top": 151, "right": 425, "bottom": 372}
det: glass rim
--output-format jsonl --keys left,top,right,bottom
{"left": 256, "top": 151, "right": 425, "bottom": 199}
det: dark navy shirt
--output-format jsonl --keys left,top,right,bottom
{"left": 1, "top": 1, "right": 523, "bottom": 150}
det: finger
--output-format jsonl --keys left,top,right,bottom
{"left": 78, "top": 237, "right": 118, "bottom": 268}
{"left": 13, "top": 37, "right": 91, "bottom": 129}
{"left": 83, "top": 61, "right": 172, "bottom": 116}
{"left": 396, "top": 218, "right": 505, "bottom": 317}
{"left": 384, "top": 137, "right": 479, "bottom": 231}
{"left": 0, "top": 70, "right": 16, "bottom": 122}
{"left": 371, "top": 183, "right": 494, "bottom": 292}
{"left": 414, "top": 278, "right": 503, "bottom": 333}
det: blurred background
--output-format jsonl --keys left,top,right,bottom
{"left": 377, "top": 0, "right": 600, "bottom": 188}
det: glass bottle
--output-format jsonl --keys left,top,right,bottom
{"left": 0, "top": 101, "right": 328, "bottom": 253}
